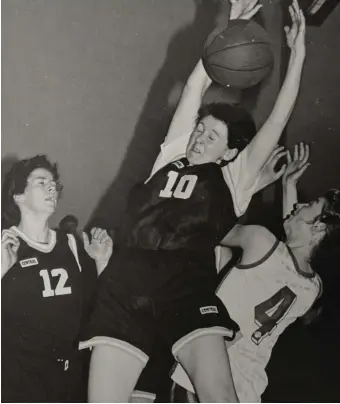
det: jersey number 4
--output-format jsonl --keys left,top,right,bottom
{"left": 252, "top": 286, "right": 297, "bottom": 345}
{"left": 159, "top": 171, "right": 198, "bottom": 199}
{"left": 39, "top": 269, "right": 72, "bottom": 298}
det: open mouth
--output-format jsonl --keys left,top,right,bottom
{"left": 45, "top": 196, "right": 56, "bottom": 204}
{"left": 191, "top": 145, "right": 201, "bottom": 154}
{"left": 285, "top": 205, "right": 299, "bottom": 221}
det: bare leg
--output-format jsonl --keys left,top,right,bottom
{"left": 88, "top": 345, "right": 145, "bottom": 403}
{"left": 177, "top": 334, "right": 239, "bottom": 403}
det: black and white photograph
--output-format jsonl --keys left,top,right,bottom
{"left": 2, "top": 0, "right": 340, "bottom": 402}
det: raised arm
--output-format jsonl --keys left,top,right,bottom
{"left": 164, "top": 0, "right": 263, "bottom": 145}
{"left": 245, "top": 0, "right": 306, "bottom": 179}
{"left": 164, "top": 60, "right": 212, "bottom": 144}
{"left": 251, "top": 146, "right": 288, "bottom": 194}
{"left": 282, "top": 142, "right": 310, "bottom": 218}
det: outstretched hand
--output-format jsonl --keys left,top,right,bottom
{"left": 284, "top": 0, "right": 306, "bottom": 58}
{"left": 83, "top": 227, "right": 113, "bottom": 267}
{"left": 229, "top": 0, "right": 263, "bottom": 20}
{"left": 256, "top": 146, "right": 288, "bottom": 191}
{"left": 283, "top": 142, "right": 310, "bottom": 184}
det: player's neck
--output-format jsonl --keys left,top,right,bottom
{"left": 286, "top": 243, "right": 314, "bottom": 275}
{"left": 17, "top": 215, "right": 51, "bottom": 244}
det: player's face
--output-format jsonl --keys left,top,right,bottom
{"left": 18, "top": 168, "right": 59, "bottom": 216}
{"left": 186, "top": 116, "right": 230, "bottom": 165}
{"left": 284, "top": 197, "right": 326, "bottom": 240}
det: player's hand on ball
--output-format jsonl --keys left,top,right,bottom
{"left": 284, "top": 0, "right": 306, "bottom": 58}
{"left": 1, "top": 229, "right": 20, "bottom": 277}
{"left": 257, "top": 146, "right": 288, "bottom": 190}
{"left": 229, "top": 0, "right": 263, "bottom": 21}
{"left": 83, "top": 228, "right": 113, "bottom": 270}
{"left": 283, "top": 142, "right": 310, "bottom": 185}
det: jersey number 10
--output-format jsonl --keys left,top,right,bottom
{"left": 159, "top": 171, "right": 198, "bottom": 199}
{"left": 39, "top": 269, "right": 72, "bottom": 298}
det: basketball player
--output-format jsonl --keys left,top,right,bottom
{"left": 131, "top": 145, "right": 290, "bottom": 403}
{"left": 172, "top": 142, "right": 340, "bottom": 402}
{"left": 80, "top": 1, "right": 307, "bottom": 402}
{"left": 1, "top": 155, "right": 113, "bottom": 402}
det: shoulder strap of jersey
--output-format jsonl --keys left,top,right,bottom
{"left": 66, "top": 233, "right": 82, "bottom": 272}
{"left": 236, "top": 238, "right": 281, "bottom": 269}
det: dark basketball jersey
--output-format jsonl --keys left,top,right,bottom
{"left": 105, "top": 159, "right": 237, "bottom": 300}
{"left": 2, "top": 228, "right": 94, "bottom": 357}
{"left": 121, "top": 158, "right": 236, "bottom": 252}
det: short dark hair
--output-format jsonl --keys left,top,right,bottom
{"left": 196, "top": 103, "right": 257, "bottom": 154}
{"left": 311, "top": 189, "right": 340, "bottom": 273}
{"left": 2, "top": 155, "right": 61, "bottom": 227}
{"left": 59, "top": 215, "right": 78, "bottom": 234}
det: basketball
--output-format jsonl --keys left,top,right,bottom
{"left": 202, "top": 19, "right": 274, "bottom": 89}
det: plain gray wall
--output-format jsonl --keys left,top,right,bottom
{"left": 1, "top": 0, "right": 290, "bottom": 230}
{"left": 285, "top": 7, "right": 340, "bottom": 199}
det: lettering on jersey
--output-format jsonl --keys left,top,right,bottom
{"left": 252, "top": 286, "right": 297, "bottom": 345}
{"left": 39, "top": 268, "right": 72, "bottom": 298}
{"left": 159, "top": 171, "right": 198, "bottom": 200}
{"left": 172, "top": 160, "right": 185, "bottom": 169}
{"left": 200, "top": 305, "right": 218, "bottom": 315}
{"left": 20, "top": 257, "right": 38, "bottom": 268}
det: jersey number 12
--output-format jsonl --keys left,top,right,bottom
{"left": 39, "top": 269, "right": 72, "bottom": 298}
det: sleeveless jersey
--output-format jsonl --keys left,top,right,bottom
{"left": 172, "top": 240, "right": 321, "bottom": 402}
{"left": 120, "top": 158, "right": 236, "bottom": 253}
{"left": 2, "top": 227, "right": 90, "bottom": 357}
{"left": 108, "top": 158, "right": 237, "bottom": 299}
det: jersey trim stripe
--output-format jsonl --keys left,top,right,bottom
{"left": 131, "top": 390, "right": 156, "bottom": 401}
{"left": 236, "top": 239, "right": 280, "bottom": 269}
{"left": 172, "top": 326, "right": 235, "bottom": 358}
{"left": 67, "top": 234, "right": 82, "bottom": 272}
{"left": 79, "top": 336, "right": 149, "bottom": 365}
{"left": 11, "top": 226, "right": 57, "bottom": 253}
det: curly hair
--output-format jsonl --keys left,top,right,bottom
{"left": 2, "top": 155, "right": 61, "bottom": 227}
{"left": 196, "top": 102, "right": 257, "bottom": 155}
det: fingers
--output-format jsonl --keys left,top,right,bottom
{"left": 90, "top": 227, "right": 111, "bottom": 244}
{"left": 301, "top": 143, "right": 309, "bottom": 165}
{"left": 243, "top": 0, "right": 260, "bottom": 12}
{"left": 293, "top": 162, "right": 311, "bottom": 179}
{"left": 82, "top": 232, "right": 90, "bottom": 248}
{"left": 276, "top": 164, "right": 287, "bottom": 179}
{"left": 243, "top": 4, "right": 262, "bottom": 19}
{"left": 288, "top": 5, "right": 297, "bottom": 25}
{"left": 272, "top": 150, "right": 288, "bottom": 167}
{"left": 293, "top": 143, "right": 299, "bottom": 161}
{"left": 1, "top": 230, "right": 20, "bottom": 248}
{"left": 286, "top": 150, "right": 292, "bottom": 165}
{"left": 267, "top": 145, "right": 285, "bottom": 163}
{"left": 292, "top": 142, "right": 309, "bottom": 163}
{"left": 298, "top": 141, "right": 309, "bottom": 163}
{"left": 292, "top": 0, "right": 300, "bottom": 18}
{"left": 298, "top": 8, "right": 306, "bottom": 35}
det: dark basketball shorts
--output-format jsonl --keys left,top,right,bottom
{"left": 80, "top": 277, "right": 239, "bottom": 370}
{"left": 1, "top": 349, "right": 87, "bottom": 403}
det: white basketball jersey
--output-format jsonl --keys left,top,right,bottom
{"left": 172, "top": 239, "right": 321, "bottom": 402}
